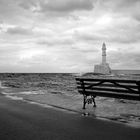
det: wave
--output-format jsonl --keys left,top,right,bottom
{"left": 2, "top": 91, "right": 45, "bottom": 95}
{"left": 4, "top": 95, "right": 24, "bottom": 100}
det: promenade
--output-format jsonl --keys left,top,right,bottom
{"left": 0, "top": 95, "right": 140, "bottom": 140}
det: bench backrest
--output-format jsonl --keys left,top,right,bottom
{"left": 76, "top": 78, "right": 140, "bottom": 101}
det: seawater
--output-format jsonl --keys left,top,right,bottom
{"left": 112, "top": 69, "right": 140, "bottom": 75}
{"left": 0, "top": 73, "right": 140, "bottom": 127}
{"left": 0, "top": 73, "right": 78, "bottom": 94}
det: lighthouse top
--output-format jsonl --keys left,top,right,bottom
{"left": 102, "top": 42, "right": 107, "bottom": 65}
{"left": 102, "top": 42, "right": 106, "bottom": 50}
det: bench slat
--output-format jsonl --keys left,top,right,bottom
{"left": 77, "top": 86, "right": 139, "bottom": 94}
{"left": 76, "top": 78, "right": 139, "bottom": 83}
{"left": 76, "top": 82, "right": 138, "bottom": 89}
{"left": 78, "top": 90, "right": 140, "bottom": 101}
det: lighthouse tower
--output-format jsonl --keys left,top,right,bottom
{"left": 102, "top": 42, "right": 107, "bottom": 65}
{"left": 94, "top": 43, "right": 111, "bottom": 74}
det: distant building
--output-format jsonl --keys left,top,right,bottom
{"left": 94, "top": 43, "right": 111, "bottom": 74}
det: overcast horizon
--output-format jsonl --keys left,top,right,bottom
{"left": 0, "top": 0, "right": 140, "bottom": 73}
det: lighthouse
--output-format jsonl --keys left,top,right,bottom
{"left": 102, "top": 42, "right": 107, "bottom": 65}
{"left": 94, "top": 43, "right": 111, "bottom": 74}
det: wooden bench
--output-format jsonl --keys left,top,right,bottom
{"left": 76, "top": 78, "right": 140, "bottom": 109}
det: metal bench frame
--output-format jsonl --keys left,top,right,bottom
{"left": 76, "top": 78, "right": 140, "bottom": 109}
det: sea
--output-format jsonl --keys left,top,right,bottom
{"left": 0, "top": 70, "right": 140, "bottom": 127}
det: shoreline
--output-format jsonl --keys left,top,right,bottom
{"left": 1, "top": 87, "right": 140, "bottom": 128}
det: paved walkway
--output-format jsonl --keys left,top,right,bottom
{"left": 1, "top": 95, "right": 140, "bottom": 140}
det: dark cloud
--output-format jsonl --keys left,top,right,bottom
{"left": 6, "top": 26, "right": 32, "bottom": 35}
{"left": 101, "top": 0, "right": 140, "bottom": 10}
{"left": 41, "top": 0, "right": 94, "bottom": 12}
{"left": 101, "top": 0, "right": 140, "bottom": 21}
{"left": 18, "top": 0, "right": 37, "bottom": 10}
{"left": 0, "top": 0, "right": 35, "bottom": 26}
{"left": 19, "top": 0, "right": 95, "bottom": 14}
{"left": 114, "top": 0, "right": 139, "bottom": 8}
{"left": 0, "top": 0, "right": 19, "bottom": 19}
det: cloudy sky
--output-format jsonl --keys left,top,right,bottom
{"left": 0, "top": 0, "right": 140, "bottom": 73}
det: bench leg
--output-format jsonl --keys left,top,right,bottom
{"left": 92, "top": 96, "right": 96, "bottom": 107}
{"left": 83, "top": 95, "right": 87, "bottom": 109}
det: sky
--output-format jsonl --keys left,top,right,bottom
{"left": 0, "top": 0, "right": 140, "bottom": 73}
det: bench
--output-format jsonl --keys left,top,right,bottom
{"left": 76, "top": 78, "right": 140, "bottom": 109}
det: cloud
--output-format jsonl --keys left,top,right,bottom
{"left": 75, "top": 31, "right": 103, "bottom": 42}
{"left": 75, "top": 15, "right": 140, "bottom": 44}
{"left": 6, "top": 26, "right": 33, "bottom": 35}
{"left": 101, "top": 0, "right": 140, "bottom": 10}
{"left": 19, "top": 0, "right": 95, "bottom": 16}
{"left": 101, "top": 0, "right": 140, "bottom": 21}
{"left": 0, "top": 0, "right": 35, "bottom": 27}
{"left": 0, "top": 0, "right": 140, "bottom": 72}
{"left": 111, "top": 0, "right": 139, "bottom": 8}
{"left": 18, "top": 0, "right": 37, "bottom": 10}
{"left": 38, "top": 37, "right": 75, "bottom": 46}
{"left": 40, "top": 0, "right": 94, "bottom": 12}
